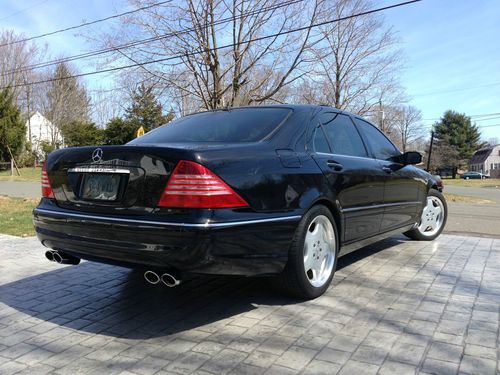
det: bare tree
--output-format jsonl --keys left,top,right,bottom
{"left": 392, "top": 105, "right": 423, "bottom": 152}
{"left": 38, "top": 63, "right": 90, "bottom": 146}
{"left": 0, "top": 31, "right": 39, "bottom": 98}
{"left": 0, "top": 30, "right": 49, "bottom": 118}
{"left": 93, "top": 0, "right": 322, "bottom": 112}
{"left": 305, "top": 0, "right": 404, "bottom": 115}
{"left": 89, "top": 88, "right": 125, "bottom": 128}
{"left": 485, "top": 137, "right": 499, "bottom": 147}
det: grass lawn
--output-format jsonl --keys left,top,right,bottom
{"left": 0, "top": 196, "right": 38, "bottom": 237}
{"left": 442, "top": 178, "right": 500, "bottom": 188}
{"left": 0, "top": 167, "right": 41, "bottom": 182}
{"left": 444, "top": 193, "right": 495, "bottom": 204}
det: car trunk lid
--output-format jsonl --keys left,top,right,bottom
{"left": 46, "top": 145, "right": 193, "bottom": 215}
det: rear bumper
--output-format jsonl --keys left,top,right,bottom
{"left": 33, "top": 206, "right": 301, "bottom": 276}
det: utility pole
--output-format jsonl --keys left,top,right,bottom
{"left": 427, "top": 131, "right": 434, "bottom": 172}
{"left": 378, "top": 100, "right": 385, "bottom": 132}
{"left": 24, "top": 76, "right": 35, "bottom": 167}
{"left": 23, "top": 76, "right": 32, "bottom": 141}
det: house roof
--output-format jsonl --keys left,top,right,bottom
{"left": 470, "top": 146, "right": 494, "bottom": 164}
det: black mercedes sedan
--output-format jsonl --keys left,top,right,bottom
{"left": 34, "top": 105, "right": 447, "bottom": 299}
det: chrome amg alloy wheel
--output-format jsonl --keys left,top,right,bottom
{"left": 303, "top": 215, "right": 336, "bottom": 287}
{"left": 418, "top": 196, "right": 445, "bottom": 237}
{"left": 278, "top": 205, "right": 339, "bottom": 299}
{"left": 404, "top": 188, "right": 447, "bottom": 241}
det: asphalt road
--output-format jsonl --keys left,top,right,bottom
{"left": 442, "top": 185, "right": 500, "bottom": 238}
{"left": 444, "top": 185, "right": 500, "bottom": 203}
{"left": 1, "top": 181, "right": 499, "bottom": 237}
{"left": 0, "top": 181, "right": 40, "bottom": 199}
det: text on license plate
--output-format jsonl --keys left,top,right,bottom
{"left": 80, "top": 173, "right": 121, "bottom": 201}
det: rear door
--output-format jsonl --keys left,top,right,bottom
{"left": 310, "top": 112, "right": 385, "bottom": 243}
{"left": 352, "top": 118, "right": 422, "bottom": 232}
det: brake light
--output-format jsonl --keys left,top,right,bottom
{"left": 41, "top": 162, "right": 54, "bottom": 198}
{"left": 158, "top": 160, "right": 249, "bottom": 208}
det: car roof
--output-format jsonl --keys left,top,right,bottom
{"left": 183, "top": 104, "right": 358, "bottom": 119}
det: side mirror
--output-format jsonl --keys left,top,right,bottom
{"left": 391, "top": 151, "right": 422, "bottom": 165}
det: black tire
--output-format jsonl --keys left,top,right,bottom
{"left": 404, "top": 188, "right": 447, "bottom": 241}
{"left": 277, "top": 205, "right": 339, "bottom": 299}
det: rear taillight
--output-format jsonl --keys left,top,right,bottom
{"left": 41, "top": 162, "right": 54, "bottom": 198}
{"left": 158, "top": 160, "right": 248, "bottom": 209}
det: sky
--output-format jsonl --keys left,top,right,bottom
{"left": 1, "top": 0, "right": 499, "bottom": 141}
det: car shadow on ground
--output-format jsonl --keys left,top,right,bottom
{"left": 0, "top": 237, "right": 406, "bottom": 340}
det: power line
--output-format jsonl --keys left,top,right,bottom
{"left": 470, "top": 113, "right": 500, "bottom": 118}
{"left": 413, "top": 81, "right": 500, "bottom": 97}
{"left": 477, "top": 123, "right": 500, "bottom": 128}
{"left": 1, "top": 0, "right": 305, "bottom": 77}
{"left": 0, "top": 0, "right": 51, "bottom": 22}
{"left": 423, "top": 122, "right": 500, "bottom": 129}
{"left": 423, "top": 112, "right": 500, "bottom": 122}
{"left": 473, "top": 116, "right": 500, "bottom": 122}
{"left": 0, "top": 0, "right": 172, "bottom": 48}
{"left": 0, "top": 0, "right": 423, "bottom": 90}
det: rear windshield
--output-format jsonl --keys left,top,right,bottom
{"left": 129, "top": 108, "right": 291, "bottom": 144}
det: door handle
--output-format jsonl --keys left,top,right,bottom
{"left": 327, "top": 161, "right": 343, "bottom": 171}
{"left": 382, "top": 166, "right": 393, "bottom": 174}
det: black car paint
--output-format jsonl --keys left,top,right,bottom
{"left": 33, "top": 105, "right": 438, "bottom": 276}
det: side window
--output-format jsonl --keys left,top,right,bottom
{"left": 313, "top": 125, "right": 331, "bottom": 153}
{"left": 353, "top": 118, "right": 399, "bottom": 160}
{"left": 321, "top": 114, "right": 367, "bottom": 157}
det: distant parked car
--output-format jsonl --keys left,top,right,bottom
{"left": 433, "top": 175, "right": 444, "bottom": 192}
{"left": 462, "top": 171, "right": 488, "bottom": 180}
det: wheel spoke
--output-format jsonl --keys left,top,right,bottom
{"left": 427, "top": 218, "right": 437, "bottom": 231}
{"left": 433, "top": 204, "right": 442, "bottom": 216}
{"left": 304, "top": 253, "right": 315, "bottom": 273}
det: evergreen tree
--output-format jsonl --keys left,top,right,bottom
{"left": 62, "top": 120, "right": 104, "bottom": 147}
{"left": 433, "top": 110, "right": 482, "bottom": 178}
{"left": 0, "top": 88, "right": 26, "bottom": 161}
{"left": 104, "top": 117, "right": 138, "bottom": 145}
{"left": 125, "top": 84, "right": 173, "bottom": 132}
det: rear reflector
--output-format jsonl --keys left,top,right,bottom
{"left": 41, "top": 162, "right": 54, "bottom": 198}
{"left": 158, "top": 160, "right": 249, "bottom": 208}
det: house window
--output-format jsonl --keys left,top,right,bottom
{"left": 492, "top": 163, "right": 494, "bottom": 170}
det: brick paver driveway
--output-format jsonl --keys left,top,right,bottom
{"left": 0, "top": 234, "right": 498, "bottom": 375}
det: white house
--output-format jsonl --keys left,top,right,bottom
{"left": 469, "top": 144, "right": 500, "bottom": 177}
{"left": 25, "top": 112, "right": 64, "bottom": 157}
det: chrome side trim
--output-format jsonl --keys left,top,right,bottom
{"left": 68, "top": 167, "right": 131, "bottom": 174}
{"left": 33, "top": 208, "right": 301, "bottom": 229}
{"left": 314, "top": 152, "right": 373, "bottom": 161}
{"left": 342, "top": 201, "right": 422, "bottom": 213}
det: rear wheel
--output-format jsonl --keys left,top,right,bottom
{"left": 404, "top": 189, "right": 447, "bottom": 241}
{"left": 278, "top": 205, "right": 338, "bottom": 299}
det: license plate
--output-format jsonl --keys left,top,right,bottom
{"left": 80, "top": 174, "right": 121, "bottom": 201}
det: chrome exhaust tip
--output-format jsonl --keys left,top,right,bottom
{"left": 51, "top": 251, "right": 80, "bottom": 265}
{"left": 45, "top": 251, "right": 55, "bottom": 262}
{"left": 53, "top": 252, "right": 63, "bottom": 264}
{"left": 144, "top": 271, "right": 161, "bottom": 285}
{"left": 161, "top": 273, "right": 181, "bottom": 287}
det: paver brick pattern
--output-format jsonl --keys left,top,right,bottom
{"left": 0, "top": 234, "right": 499, "bottom": 374}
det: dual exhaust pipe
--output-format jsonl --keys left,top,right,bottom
{"left": 45, "top": 250, "right": 80, "bottom": 265}
{"left": 144, "top": 270, "right": 181, "bottom": 287}
{"left": 45, "top": 251, "right": 180, "bottom": 287}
